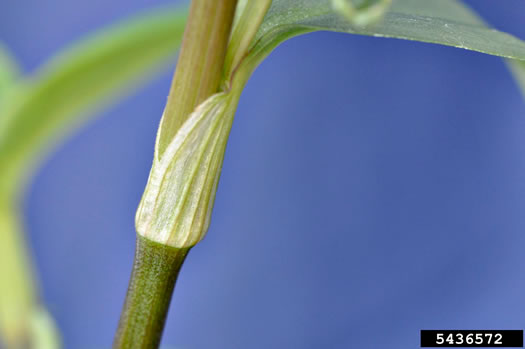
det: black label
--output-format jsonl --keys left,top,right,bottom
{"left": 421, "top": 330, "right": 523, "bottom": 347}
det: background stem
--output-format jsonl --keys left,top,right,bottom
{"left": 114, "top": 0, "right": 238, "bottom": 347}
{"left": 0, "top": 195, "right": 36, "bottom": 348}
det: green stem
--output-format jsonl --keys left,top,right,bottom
{"left": 113, "top": 235, "right": 189, "bottom": 348}
{"left": 114, "top": 0, "right": 238, "bottom": 347}
{"left": 157, "top": 0, "right": 239, "bottom": 155}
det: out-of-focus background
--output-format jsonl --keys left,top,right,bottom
{"left": 1, "top": 0, "right": 525, "bottom": 348}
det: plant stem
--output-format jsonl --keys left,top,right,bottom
{"left": 157, "top": 0, "right": 239, "bottom": 155}
{"left": 114, "top": 0, "right": 238, "bottom": 347}
{"left": 113, "top": 235, "right": 189, "bottom": 348}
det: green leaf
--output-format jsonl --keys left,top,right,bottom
{"left": 238, "top": 0, "right": 525, "bottom": 79}
{"left": 0, "top": 6, "right": 187, "bottom": 189}
{"left": 0, "top": 6, "right": 186, "bottom": 347}
{"left": 0, "top": 43, "right": 19, "bottom": 98}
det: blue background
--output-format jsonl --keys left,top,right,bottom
{"left": 1, "top": 0, "right": 525, "bottom": 348}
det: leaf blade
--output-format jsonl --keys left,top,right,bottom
{"left": 0, "top": 6, "right": 187, "bottom": 186}
{"left": 0, "top": 7, "right": 187, "bottom": 347}
{"left": 244, "top": 0, "right": 525, "bottom": 75}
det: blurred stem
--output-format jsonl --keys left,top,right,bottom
{"left": 114, "top": 0, "right": 238, "bottom": 347}
{"left": 0, "top": 187, "right": 60, "bottom": 349}
{"left": 0, "top": 194, "right": 35, "bottom": 348}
